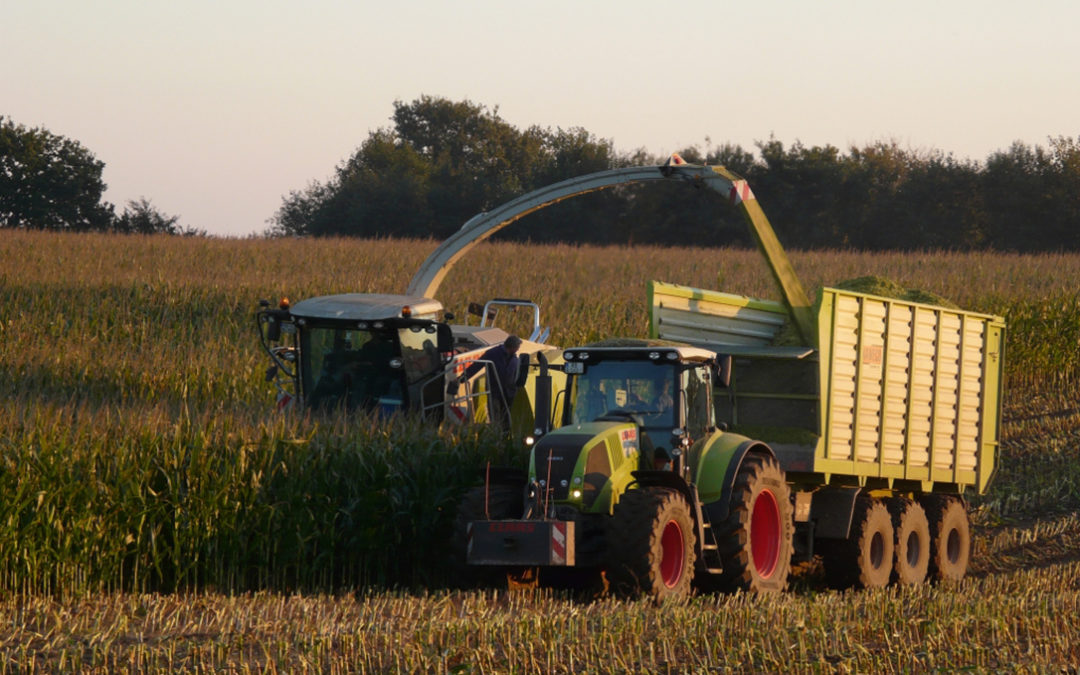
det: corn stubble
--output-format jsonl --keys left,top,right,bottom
{"left": 2, "top": 230, "right": 1079, "bottom": 671}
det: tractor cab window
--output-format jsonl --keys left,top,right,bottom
{"left": 682, "top": 365, "right": 713, "bottom": 439}
{"left": 569, "top": 360, "right": 677, "bottom": 435}
{"left": 302, "top": 324, "right": 403, "bottom": 411}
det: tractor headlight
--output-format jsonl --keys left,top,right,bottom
{"left": 389, "top": 358, "right": 402, "bottom": 369}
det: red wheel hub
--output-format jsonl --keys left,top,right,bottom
{"left": 660, "top": 520, "right": 685, "bottom": 588}
{"left": 750, "top": 489, "right": 781, "bottom": 578}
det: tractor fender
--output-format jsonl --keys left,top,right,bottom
{"left": 695, "top": 436, "right": 777, "bottom": 523}
{"left": 629, "top": 470, "right": 696, "bottom": 512}
{"left": 629, "top": 470, "right": 709, "bottom": 562}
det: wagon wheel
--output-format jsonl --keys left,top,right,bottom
{"left": 824, "top": 497, "right": 894, "bottom": 589}
{"left": 922, "top": 495, "right": 971, "bottom": 582}
{"left": 890, "top": 498, "right": 930, "bottom": 585}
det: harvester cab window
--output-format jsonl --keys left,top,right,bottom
{"left": 398, "top": 324, "right": 442, "bottom": 385}
{"left": 302, "top": 324, "right": 402, "bottom": 411}
{"left": 398, "top": 323, "right": 446, "bottom": 413}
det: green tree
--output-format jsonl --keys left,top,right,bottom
{"left": 113, "top": 198, "right": 203, "bottom": 236}
{"left": 1, "top": 116, "right": 115, "bottom": 231}
{"left": 269, "top": 96, "right": 619, "bottom": 239}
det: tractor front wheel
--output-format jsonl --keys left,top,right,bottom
{"left": 607, "top": 487, "right": 696, "bottom": 601}
{"left": 713, "top": 454, "right": 793, "bottom": 593}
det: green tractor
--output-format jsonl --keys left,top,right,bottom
{"left": 457, "top": 341, "right": 794, "bottom": 599}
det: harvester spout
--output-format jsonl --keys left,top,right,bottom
{"left": 406, "top": 163, "right": 816, "bottom": 345}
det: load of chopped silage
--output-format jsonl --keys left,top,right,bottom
{"left": 772, "top": 275, "right": 960, "bottom": 345}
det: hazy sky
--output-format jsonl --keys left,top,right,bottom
{"left": 4, "top": 0, "right": 1078, "bottom": 236}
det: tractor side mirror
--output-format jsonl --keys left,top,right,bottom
{"left": 266, "top": 316, "right": 282, "bottom": 342}
{"left": 436, "top": 324, "right": 454, "bottom": 354}
{"left": 715, "top": 355, "right": 732, "bottom": 388}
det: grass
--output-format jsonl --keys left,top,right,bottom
{"left": 3, "top": 229, "right": 1080, "bottom": 670}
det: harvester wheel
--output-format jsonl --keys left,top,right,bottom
{"left": 823, "top": 498, "right": 893, "bottom": 589}
{"left": 607, "top": 487, "right": 696, "bottom": 601}
{"left": 712, "top": 453, "right": 793, "bottom": 593}
{"left": 451, "top": 484, "right": 524, "bottom": 588}
{"left": 923, "top": 496, "right": 970, "bottom": 582}
{"left": 890, "top": 499, "right": 930, "bottom": 585}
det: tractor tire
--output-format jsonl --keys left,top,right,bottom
{"left": 711, "top": 454, "right": 793, "bottom": 593}
{"left": 823, "top": 498, "right": 894, "bottom": 589}
{"left": 890, "top": 499, "right": 930, "bottom": 585}
{"left": 450, "top": 484, "right": 524, "bottom": 588}
{"left": 923, "top": 496, "right": 971, "bottom": 582}
{"left": 607, "top": 487, "right": 696, "bottom": 601}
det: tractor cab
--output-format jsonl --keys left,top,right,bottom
{"left": 258, "top": 293, "right": 453, "bottom": 415}
{"left": 557, "top": 344, "right": 718, "bottom": 464}
{"left": 520, "top": 343, "right": 723, "bottom": 519}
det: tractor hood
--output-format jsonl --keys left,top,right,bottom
{"left": 529, "top": 420, "right": 642, "bottom": 514}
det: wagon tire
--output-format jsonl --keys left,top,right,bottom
{"left": 923, "top": 496, "right": 970, "bottom": 583}
{"left": 890, "top": 499, "right": 930, "bottom": 585}
{"left": 824, "top": 498, "right": 894, "bottom": 589}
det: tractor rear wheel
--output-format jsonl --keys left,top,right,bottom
{"left": 824, "top": 498, "right": 894, "bottom": 589}
{"left": 607, "top": 487, "right": 696, "bottom": 601}
{"left": 712, "top": 454, "right": 793, "bottom": 593}
{"left": 890, "top": 499, "right": 930, "bottom": 585}
{"left": 923, "top": 496, "right": 970, "bottom": 582}
{"left": 451, "top": 484, "right": 524, "bottom": 587}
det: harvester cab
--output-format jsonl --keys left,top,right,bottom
{"left": 257, "top": 293, "right": 452, "bottom": 415}
{"left": 257, "top": 293, "right": 558, "bottom": 424}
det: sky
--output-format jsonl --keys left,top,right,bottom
{"left": 4, "top": 0, "right": 1078, "bottom": 237}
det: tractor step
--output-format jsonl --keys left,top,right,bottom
{"left": 696, "top": 499, "right": 723, "bottom": 570}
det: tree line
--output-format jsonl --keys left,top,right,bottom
{"left": 1, "top": 116, "right": 202, "bottom": 235}
{"left": 5, "top": 101, "right": 1078, "bottom": 250}
{"left": 269, "top": 97, "right": 1080, "bottom": 252}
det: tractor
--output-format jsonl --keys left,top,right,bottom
{"left": 457, "top": 340, "right": 793, "bottom": 599}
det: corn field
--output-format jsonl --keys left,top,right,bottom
{"left": 3, "top": 230, "right": 1080, "bottom": 671}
